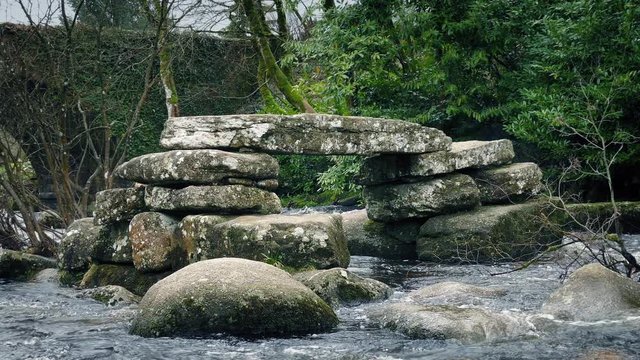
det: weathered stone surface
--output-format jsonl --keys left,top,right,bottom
{"left": 93, "top": 222, "right": 133, "bottom": 264}
{"left": 363, "top": 174, "right": 480, "bottom": 222}
{"left": 410, "top": 282, "right": 507, "bottom": 306}
{"left": 94, "top": 187, "right": 146, "bottom": 225}
{"left": 417, "top": 202, "right": 557, "bottom": 263}
{"left": 145, "top": 185, "right": 282, "bottom": 214}
{"left": 129, "top": 212, "right": 180, "bottom": 273}
{"left": 0, "top": 249, "right": 57, "bottom": 280}
{"left": 130, "top": 258, "right": 338, "bottom": 337}
{"left": 160, "top": 114, "right": 452, "bottom": 155}
{"left": 293, "top": 268, "right": 392, "bottom": 307}
{"left": 176, "top": 213, "right": 349, "bottom": 269}
{"left": 542, "top": 263, "right": 640, "bottom": 321}
{"left": 59, "top": 218, "right": 102, "bottom": 271}
{"left": 114, "top": 150, "right": 279, "bottom": 189}
{"left": 174, "top": 214, "right": 234, "bottom": 267}
{"left": 368, "top": 303, "right": 532, "bottom": 343}
{"left": 77, "top": 285, "right": 141, "bottom": 306}
{"left": 341, "top": 209, "right": 417, "bottom": 259}
{"left": 80, "top": 263, "right": 169, "bottom": 296}
{"left": 358, "top": 140, "right": 514, "bottom": 185}
{"left": 472, "top": 162, "right": 542, "bottom": 204}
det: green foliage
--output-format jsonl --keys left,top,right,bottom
{"left": 284, "top": 0, "right": 639, "bottom": 199}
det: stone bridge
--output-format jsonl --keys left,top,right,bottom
{"left": 59, "top": 114, "right": 547, "bottom": 292}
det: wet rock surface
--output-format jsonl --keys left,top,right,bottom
{"left": 114, "top": 149, "right": 279, "bottom": 188}
{"left": 80, "top": 263, "right": 169, "bottom": 296}
{"left": 294, "top": 267, "right": 392, "bottom": 307}
{"left": 542, "top": 263, "right": 640, "bottom": 321}
{"left": 160, "top": 114, "right": 452, "bottom": 155}
{"left": 77, "top": 285, "right": 141, "bottom": 306}
{"left": 367, "top": 303, "right": 533, "bottom": 343}
{"left": 130, "top": 258, "right": 338, "bottom": 337}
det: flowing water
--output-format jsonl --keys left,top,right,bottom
{"left": 2, "top": 236, "right": 640, "bottom": 360}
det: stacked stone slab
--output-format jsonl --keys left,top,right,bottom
{"left": 354, "top": 138, "right": 546, "bottom": 261}
{"left": 59, "top": 113, "right": 548, "bottom": 294}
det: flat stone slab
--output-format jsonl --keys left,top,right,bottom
{"left": 145, "top": 185, "right": 282, "bottom": 214}
{"left": 472, "top": 162, "right": 542, "bottom": 204}
{"left": 363, "top": 174, "right": 480, "bottom": 222}
{"left": 114, "top": 150, "right": 279, "bottom": 189}
{"left": 94, "top": 187, "right": 146, "bottom": 225}
{"left": 160, "top": 114, "right": 452, "bottom": 155}
{"left": 358, "top": 140, "right": 514, "bottom": 185}
{"left": 417, "top": 202, "right": 557, "bottom": 263}
{"left": 176, "top": 213, "right": 350, "bottom": 269}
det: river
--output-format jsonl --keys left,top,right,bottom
{"left": 2, "top": 236, "right": 640, "bottom": 359}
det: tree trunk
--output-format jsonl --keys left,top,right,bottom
{"left": 240, "top": 0, "right": 314, "bottom": 113}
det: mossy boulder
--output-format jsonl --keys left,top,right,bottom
{"left": 145, "top": 185, "right": 282, "bottom": 214}
{"left": 130, "top": 212, "right": 180, "bottom": 273}
{"left": 417, "top": 202, "right": 558, "bottom": 263}
{"left": 367, "top": 303, "right": 532, "bottom": 343}
{"left": 80, "top": 263, "right": 169, "bottom": 296}
{"left": 77, "top": 285, "right": 141, "bottom": 306}
{"left": 0, "top": 249, "right": 57, "bottom": 280}
{"left": 58, "top": 218, "right": 102, "bottom": 271}
{"left": 294, "top": 268, "right": 392, "bottom": 307}
{"left": 542, "top": 263, "right": 640, "bottom": 321}
{"left": 176, "top": 213, "right": 349, "bottom": 270}
{"left": 341, "top": 209, "right": 417, "bottom": 259}
{"left": 363, "top": 174, "right": 480, "bottom": 222}
{"left": 130, "top": 258, "right": 338, "bottom": 337}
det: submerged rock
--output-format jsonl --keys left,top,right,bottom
{"left": 340, "top": 209, "right": 417, "bottom": 259}
{"left": 358, "top": 140, "right": 514, "bottom": 185}
{"left": 363, "top": 174, "right": 480, "bottom": 222}
{"left": 130, "top": 258, "right": 338, "bottom": 337}
{"left": 542, "top": 263, "right": 640, "bottom": 321}
{"left": 145, "top": 185, "right": 282, "bottom": 214}
{"left": 129, "top": 212, "right": 180, "bottom": 273}
{"left": 77, "top": 285, "right": 141, "bottom": 306}
{"left": 114, "top": 149, "right": 279, "bottom": 188}
{"left": 58, "top": 218, "right": 102, "bottom": 271}
{"left": 368, "top": 303, "right": 532, "bottom": 343}
{"left": 410, "top": 282, "right": 507, "bottom": 306}
{"left": 160, "top": 114, "right": 451, "bottom": 155}
{"left": 176, "top": 213, "right": 349, "bottom": 270}
{"left": 80, "top": 263, "right": 169, "bottom": 296}
{"left": 0, "top": 249, "right": 57, "bottom": 280}
{"left": 294, "top": 268, "right": 392, "bottom": 307}
{"left": 472, "top": 162, "right": 542, "bottom": 204}
{"left": 94, "top": 187, "right": 147, "bottom": 225}
{"left": 417, "top": 202, "right": 557, "bottom": 263}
